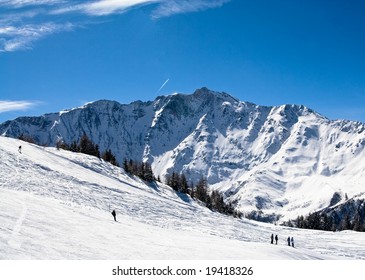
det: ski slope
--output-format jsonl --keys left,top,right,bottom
{"left": 1, "top": 136, "right": 365, "bottom": 259}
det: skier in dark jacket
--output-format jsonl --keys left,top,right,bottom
{"left": 287, "top": 236, "right": 291, "bottom": 246}
{"left": 291, "top": 237, "right": 294, "bottom": 247}
{"left": 18, "top": 145, "right": 22, "bottom": 153}
{"left": 111, "top": 209, "right": 117, "bottom": 222}
{"left": 271, "top": 234, "right": 274, "bottom": 244}
{"left": 275, "top": 234, "right": 278, "bottom": 245}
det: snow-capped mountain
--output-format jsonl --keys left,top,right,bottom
{"left": 1, "top": 87, "right": 365, "bottom": 222}
{"left": 1, "top": 136, "right": 365, "bottom": 259}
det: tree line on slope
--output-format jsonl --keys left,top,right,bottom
{"left": 37, "top": 133, "right": 240, "bottom": 219}
{"left": 283, "top": 199, "right": 365, "bottom": 232}
{"left": 165, "top": 172, "right": 241, "bottom": 217}
{"left": 122, "top": 159, "right": 155, "bottom": 183}
{"left": 56, "top": 133, "right": 119, "bottom": 167}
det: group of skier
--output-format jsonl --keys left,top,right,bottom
{"left": 17, "top": 145, "right": 298, "bottom": 251}
{"left": 270, "top": 234, "right": 278, "bottom": 244}
{"left": 271, "top": 234, "right": 295, "bottom": 247}
{"left": 16, "top": 145, "right": 298, "bottom": 249}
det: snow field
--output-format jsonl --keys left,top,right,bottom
{"left": 1, "top": 136, "right": 365, "bottom": 260}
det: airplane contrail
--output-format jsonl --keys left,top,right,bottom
{"left": 156, "top": 78, "right": 169, "bottom": 93}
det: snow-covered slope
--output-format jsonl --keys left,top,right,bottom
{"left": 1, "top": 87, "right": 365, "bottom": 222}
{"left": 1, "top": 136, "right": 365, "bottom": 260}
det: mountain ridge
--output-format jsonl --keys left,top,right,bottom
{"left": 1, "top": 87, "right": 365, "bottom": 222}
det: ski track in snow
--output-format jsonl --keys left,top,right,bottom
{"left": 7, "top": 197, "right": 27, "bottom": 250}
{"left": 1, "top": 136, "right": 365, "bottom": 259}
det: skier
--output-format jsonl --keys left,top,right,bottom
{"left": 275, "top": 234, "right": 278, "bottom": 245}
{"left": 111, "top": 209, "right": 117, "bottom": 222}
{"left": 287, "top": 236, "right": 291, "bottom": 246}
{"left": 271, "top": 234, "right": 274, "bottom": 244}
{"left": 291, "top": 237, "right": 294, "bottom": 247}
{"left": 18, "top": 145, "right": 22, "bottom": 153}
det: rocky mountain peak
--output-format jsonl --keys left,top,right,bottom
{"left": 1, "top": 88, "right": 365, "bottom": 222}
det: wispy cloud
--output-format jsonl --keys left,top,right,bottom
{"left": 152, "top": 0, "right": 231, "bottom": 19}
{"left": 0, "top": 0, "right": 231, "bottom": 52}
{"left": 67, "top": 0, "right": 159, "bottom": 16}
{"left": 0, "top": 22, "right": 73, "bottom": 52}
{"left": 0, "top": 100, "right": 37, "bottom": 113}
{"left": 0, "top": 0, "right": 65, "bottom": 8}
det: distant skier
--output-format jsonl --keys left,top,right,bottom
{"left": 18, "top": 145, "right": 22, "bottom": 153}
{"left": 287, "top": 236, "right": 291, "bottom": 246}
{"left": 271, "top": 234, "right": 274, "bottom": 244}
{"left": 291, "top": 237, "right": 294, "bottom": 247}
{"left": 111, "top": 209, "right": 117, "bottom": 222}
{"left": 275, "top": 234, "right": 278, "bottom": 245}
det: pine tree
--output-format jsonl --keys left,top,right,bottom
{"left": 353, "top": 214, "right": 361, "bottom": 231}
{"left": 101, "top": 149, "right": 119, "bottom": 166}
{"left": 340, "top": 214, "right": 352, "bottom": 231}
{"left": 122, "top": 158, "right": 155, "bottom": 182}
{"left": 180, "top": 174, "right": 189, "bottom": 193}
{"left": 320, "top": 214, "right": 333, "bottom": 231}
{"left": 195, "top": 177, "right": 209, "bottom": 204}
{"left": 123, "top": 159, "right": 129, "bottom": 173}
{"left": 56, "top": 140, "right": 69, "bottom": 151}
{"left": 79, "top": 133, "right": 99, "bottom": 157}
{"left": 307, "top": 212, "right": 321, "bottom": 229}
{"left": 143, "top": 162, "right": 155, "bottom": 182}
{"left": 210, "top": 190, "right": 225, "bottom": 212}
{"left": 170, "top": 172, "right": 180, "bottom": 191}
{"left": 18, "top": 133, "right": 36, "bottom": 144}
{"left": 70, "top": 141, "right": 79, "bottom": 152}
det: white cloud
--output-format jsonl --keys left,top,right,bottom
{"left": 50, "top": 0, "right": 158, "bottom": 16}
{"left": 0, "top": 0, "right": 65, "bottom": 8}
{"left": 53, "top": 0, "right": 230, "bottom": 17}
{"left": 0, "top": 22, "right": 73, "bottom": 52}
{"left": 81, "top": 0, "right": 159, "bottom": 16}
{"left": 0, "top": 0, "right": 231, "bottom": 52}
{"left": 152, "top": 0, "right": 231, "bottom": 19}
{"left": 0, "top": 100, "right": 36, "bottom": 113}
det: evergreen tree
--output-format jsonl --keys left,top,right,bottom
{"left": 101, "top": 149, "right": 119, "bottom": 166}
{"left": 166, "top": 172, "right": 180, "bottom": 191}
{"left": 18, "top": 133, "right": 36, "bottom": 144}
{"left": 296, "top": 215, "right": 305, "bottom": 228}
{"left": 123, "top": 159, "right": 129, "bottom": 173}
{"left": 195, "top": 177, "right": 209, "bottom": 204}
{"left": 180, "top": 174, "right": 189, "bottom": 193}
{"left": 210, "top": 190, "right": 226, "bottom": 213}
{"left": 56, "top": 140, "right": 69, "bottom": 151}
{"left": 307, "top": 212, "right": 321, "bottom": 229}
{"left": 70, "top": 141, "right": 79, "bottom": 152}
{"left": 78, "top": 134, "right": 100, "bottom": 157}
{"left": 320, "top": 214, "right": 333, "bottom": 231}
{"left": 353, "top": 212, "right": 362, "bottom": 231}
{"left": 143, "top": 162, "right": 155, "bottom": 182}
{"left": 95, "top": 144, "right": 100, "bottom": 158}
{"left": 340, "top": 214, "right": 352, "bottom": 231}
{"left": 123, "top": 158, "right": 156, "bottom": 183}
{"left": 163, "top": 173, "right": 240, "bottom": 219}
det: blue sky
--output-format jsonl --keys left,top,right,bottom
{"left": 1, "top": 0, "right": 365, "bottom": 123}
